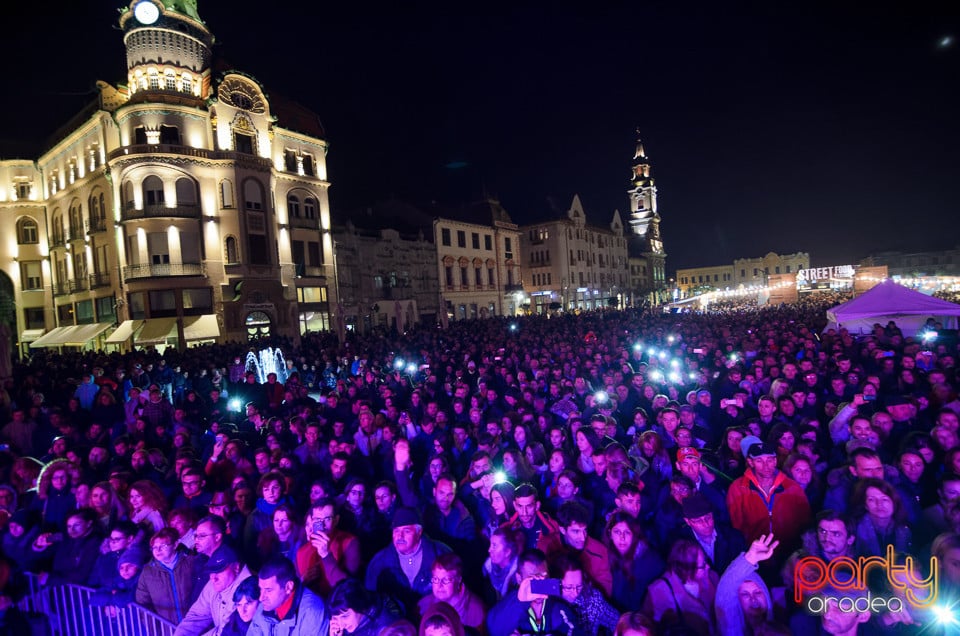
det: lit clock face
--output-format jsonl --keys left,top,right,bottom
{"left": 134, "top": 1, "right": 160, "bottom": 25}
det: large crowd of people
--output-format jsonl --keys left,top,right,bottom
{"left": 0, "top": 290, "right": 958, "bottom": 636}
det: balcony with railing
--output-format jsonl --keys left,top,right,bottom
{"left": 68, "top": 222, "right": 83, "bottom": 239}
{"left": 69, "top": 278, "right": 89, "bottom": 293}
{"left": 52, "top": 282, "right": 69, "bottom": 297}
{"left": 123, "top": 262, "right": 204, "bottom": 280}
{"left": 50, "top": 234, "right": 66, "bottom": 249}
{"left": 294, "top": 263, "right": 330, "bottom": 278}
{"left": 86, "top": 216, "right": 109, "bottom": 234}
{"left": 108, "top": 144, "right": 273, "bottom": 170}
{"left": 89, "top": 272, "right": 111, "bottom": 289}
{"left": 121, "top": 203, "right": 201, "bottom": 221}
{"left": 289, "top": 215, "right": 320, "bottom": 229}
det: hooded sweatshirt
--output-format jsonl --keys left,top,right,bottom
{"left": 418, "top": 602, "right": 465, "bottom": 636}
{"left": 714, "top": 554, "right": 773, "bottom": 636}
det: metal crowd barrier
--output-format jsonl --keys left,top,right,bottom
{"left": 16, "top": 572, "right": 177, "bottom": 636}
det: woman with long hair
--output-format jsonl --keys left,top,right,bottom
{"left": 89, "top": 481, "right": 129, "bottom": 532}
{"left": 717, "top": 426, "right": 748, "bottom": 479}
{"left": 605, "top": 511, "right": 665, "bottom": 612}
{"left": 782, "top": 453, "right": 823, "bottom": 510}
{"left": 574, "top": 428, "right": 602, "bottom": 474}
{"left": 851, "top": 477, "right": 912, "bottom": 558}
{"left": 127, "top": 480, "right": 168, "bottom": 533}
{"left": 30, "top": 458, "right": 77, "bottom": 531}
{"left": 641, "top": 537, "right": 718, "bottom": 635}
{"left": 499, "top": 448, "right": 534, "bottom": 484}
{"left": 257, "top": 503, "right": 305, "bottom": 564}
{"left": 541, "top": 448, "right": 572, "bottom": 497}
{"left": 482, "top": 482, "right": 516, "bottom": 538}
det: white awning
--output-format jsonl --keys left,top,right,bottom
{"left": 62, "top": 322, "right": 114, "bottom": 347}
{"left": 105, "top": 320, "right": 143, "bottom": 344}
{"left": 29, "top": 326, "right": 73, "bottom": 348}
{"left": 20, "top": 329, "right": 46, "bottom": 343}
{"left": 135, "top": 317, "right": 178, "bottom": 344}
{"left": 182, "top": 314, "right": 220, "bottom": 340}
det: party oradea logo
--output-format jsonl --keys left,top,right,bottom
{"left": 794, "top": 546, "right": 955, "bottom": 625}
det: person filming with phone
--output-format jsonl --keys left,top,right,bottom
{"left": 296, "top": 497, "right": 361, "bottom": 597}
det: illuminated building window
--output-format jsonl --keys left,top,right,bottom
{"left": 302, "top": 154, "right": 315, "bottom": 176}
{"left": 149, "top": 69, "right": 160, "bottom": 90}
{"left": 165, "top": 71, "right": 177, "bottom": 90}
{"left": 220, "top": 180, "right": 235, "bottom": 208}
{"left": 284, "top": 150, "right": 297, "bottom": 172}
{"left": 15, "top": 182, "right": 31, "bottom": 200}
{"left": 181, "top": 73, "right": 193, "bottom": 94}
{"left": 17, "top": 218, "right": 39, "bottom": 244}
{"left": 304, "top": 197, "right": 317, "bottom": 219}
{"left": 142, "top": 176, "right": 164, "bottom": 206}
{"left": 225, "top": 236, "right": 239, "bottom": 263}
{"left": 287, "top": 194, "right": 301, "bottom": 218}
{"left": 20, "top": 262, "right": 42, "bottom": 290}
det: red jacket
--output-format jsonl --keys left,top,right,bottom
{"left": 726, "top": 469, "right": 811, "bottom": 554}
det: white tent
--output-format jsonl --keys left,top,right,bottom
{"left": 824, "top": 280, "right": 960, "bottom": 336}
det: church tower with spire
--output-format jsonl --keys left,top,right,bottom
{"left": 626, "top": 135, "right": 667, "bottom": 304}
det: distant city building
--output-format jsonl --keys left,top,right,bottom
{"left": 434, "top": 199, "right": 524, "bottom": 321}
{"left": 676, "top": 251, "right": 809, "bottom": 296}
{"left": 1, "top": 0, "right": 335, "bottom": 354}
{"left": 519, "top": 196, "right": 629, "bottom": 314}
{"left": 332, "top": 201, "right": 439, "bottom": 334}
{"left": 859, "top": 248, "right": 960, "bottom": 278}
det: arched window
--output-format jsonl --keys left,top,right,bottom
{"left": 220, "top": 180, "right": 235, "bottom": 208}
{"left": 89, "top": 195, "right": 99, "bottom": 220}
{"left": 51, "top": 211, "right": 63, "bottom": 244}
{"left": 287, "top": 194, "right": 301, "bottom": 219}
{"left": 181, "top": 72, "right": 193, "bottom": 94}
{"left": 16, "top": 218, "right": 38, "bottom": 244}
{"left": 142, "top": 176, "right": 164, "bottom": 206}
{"left": 69, "top": 200, "right": 83, "bottom": 237}
{"left": 304, "top": 197, "right": 317, "bottom": 219}
{"left": 225, "top": 236, "right": 239, "bottom": 263}
{"left": 175, "top": 177, "right": 198, "bottom": 206}
{"left": 122, "top": 181, "right": 135, "bottom": 209}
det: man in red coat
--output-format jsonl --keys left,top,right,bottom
{"left": 726, "top": 438, "right": 811, "bottom": 558}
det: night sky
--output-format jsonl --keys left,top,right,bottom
{"left": 3, "top": 1, "right": 958, "bottom": 272}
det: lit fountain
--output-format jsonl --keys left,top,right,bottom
{"left": 245, "top": 348, "right": 287, "bottom": 383}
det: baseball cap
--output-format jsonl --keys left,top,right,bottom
{"left": 677, "top": 447, "right": 701, "bottom": 462}
{"left": 203, "top": 545, "right": 241, "bottom": 574}
{"left": 747, "top": 442, "right": 777, "bottom": 458}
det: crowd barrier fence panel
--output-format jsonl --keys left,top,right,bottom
{"left": 16, "top": 573, "right": 177, "bottom": 636}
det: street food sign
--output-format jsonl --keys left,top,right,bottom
{"left": 796, "top": 265, "right": 855, "bottom": 283}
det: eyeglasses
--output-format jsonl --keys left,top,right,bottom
{"left": 431, "top": 577, "right": 459, "bottom": 586}
{"left": 151, "top": 543, "right": 173, "bottom": 551}
{"left": 108, "top": 535, "right": 126, "bottom": 542}
{"left": 561, "top": 584, "right": 583, "bottom": 593}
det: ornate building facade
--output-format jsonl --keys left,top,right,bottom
{"left": 1, "top": 0, "right": 335, "bottom": 354}
{"left": 519, "top": 195, "right": 629, "bottom": 313}
{"left": 434, "top": 199, "right": 524, "bottom": 322}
